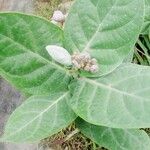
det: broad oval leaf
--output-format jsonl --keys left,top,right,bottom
{"left": 64, "top": 0, "right": 144, "bottom": 76}
{"left": 1, "top": 92, "right": 76, "bottom": 143}
{"left": 0, "top": 13, "right": 70, "bottom": 95}
{"left": 68, "top": 63, "right": 150, "bottom": 128}
{"left": 76, "top": 119, "right": 150, "bottom": 150}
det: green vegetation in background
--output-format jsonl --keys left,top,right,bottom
{"left": 134, "top": 35, "right": 150, "bottom": 65}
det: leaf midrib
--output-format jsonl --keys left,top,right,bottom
{"left": 83, "top": 0, "right": 117, "bottom": 52}
{"left": 4, "top": 92, "right": 68, "bottom": 139}
{"left": 83, "top": 78, "right": 150, "bottom": 102}
{"left": 0, "top": 33, "right": 69, "bottom": 75}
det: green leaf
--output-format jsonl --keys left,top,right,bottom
{"left": 64, "top": 0, "right": 144, "bottom": 76}
{"left": 123, "top": 50, "right": 134, "bottom": 63}
{"left": 68, "top": 63, "right": 150, "bottom": 128}
{"left": 76, "top": 119, "right": 150, "bottom": 150}
{"left": 141, "top": 0, "right": 150, "bottom": 34}
{"left": 0, "top": 13, "right": 70, "bottom": 95}
{"left": 1, "top": 92, "right": 76, "bottom": 143}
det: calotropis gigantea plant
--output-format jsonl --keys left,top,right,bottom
{"left": 0, "top": 0, "right": 150, "bottom": 149}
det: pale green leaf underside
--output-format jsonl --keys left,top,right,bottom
{"left": 2, "top": 92, "right": 76, "bottom": 143}
{"left": 76, "top": 119, "right": 150, "bottom": 150}
{"left": 64, "top": 0, "right": 144, "bottom": 76}
{"left": 68, "top": 63, "right": 150, "bottom": 128}
{"left": 123, "top": 50, "right": 134, "bottom": 63}
{"left": 0, "top": 13, "right": 70, "bottom": 95}
{"left": 141, "top": 0, "right": 150, "bottom": 34}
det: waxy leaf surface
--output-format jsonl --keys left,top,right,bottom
{"left": 0, "top": 13, "right": 70, "bottom": 95}
{"left": 76, "top": 119, "right": 150, "bottom": 150}
{"left": 68, "top": 64, "right": 150, "bottom": 128}
{"left": 141, "top": 0, "right": 150, "bottom": 34}
{"left": 2, "top": 93, "right": 76, "bottom": 142}
{"left": 64, "top": 0, "right": 144, "bottom": 76}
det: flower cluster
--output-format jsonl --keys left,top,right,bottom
{"left": 46, "top": 45, "right": 99, "bottom": 73}
{"left": 71, "top": 52, "right": 99, "bottom": 73}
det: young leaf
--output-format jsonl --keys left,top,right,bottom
{"left": 46, "top": 45, "right": 72, "bottom": 66}
{"left": 76, "top": 119, "right": 150, "bottom": 150}
{"left": 64, "top": 0, "right": 144, "bottom": 76}
{"left": 68, "top": 63, "right": 150, "bottom": 128}
{"left": 1, "top": 92, "right": 76, "bottom": 143}
{"left": 0, "top": 13, "right": 70, "bottom": 95}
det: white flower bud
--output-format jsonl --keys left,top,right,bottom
{"left": 51, "top": 10, "right": 65, "bottom": 22}
{"left": 72, "top": 60, "right": 80, "bottom": 68}
{"left": 84, "top": 65, "right": 91, "bottom": 71}
{"left": 46, "top": 45, "right": 72, "bottom": 66}
{"left": 71, "top": 51, "right": 99, "bottom": 73}
{"left": 90, "top": 65, "right": 99, "bottom": 73}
